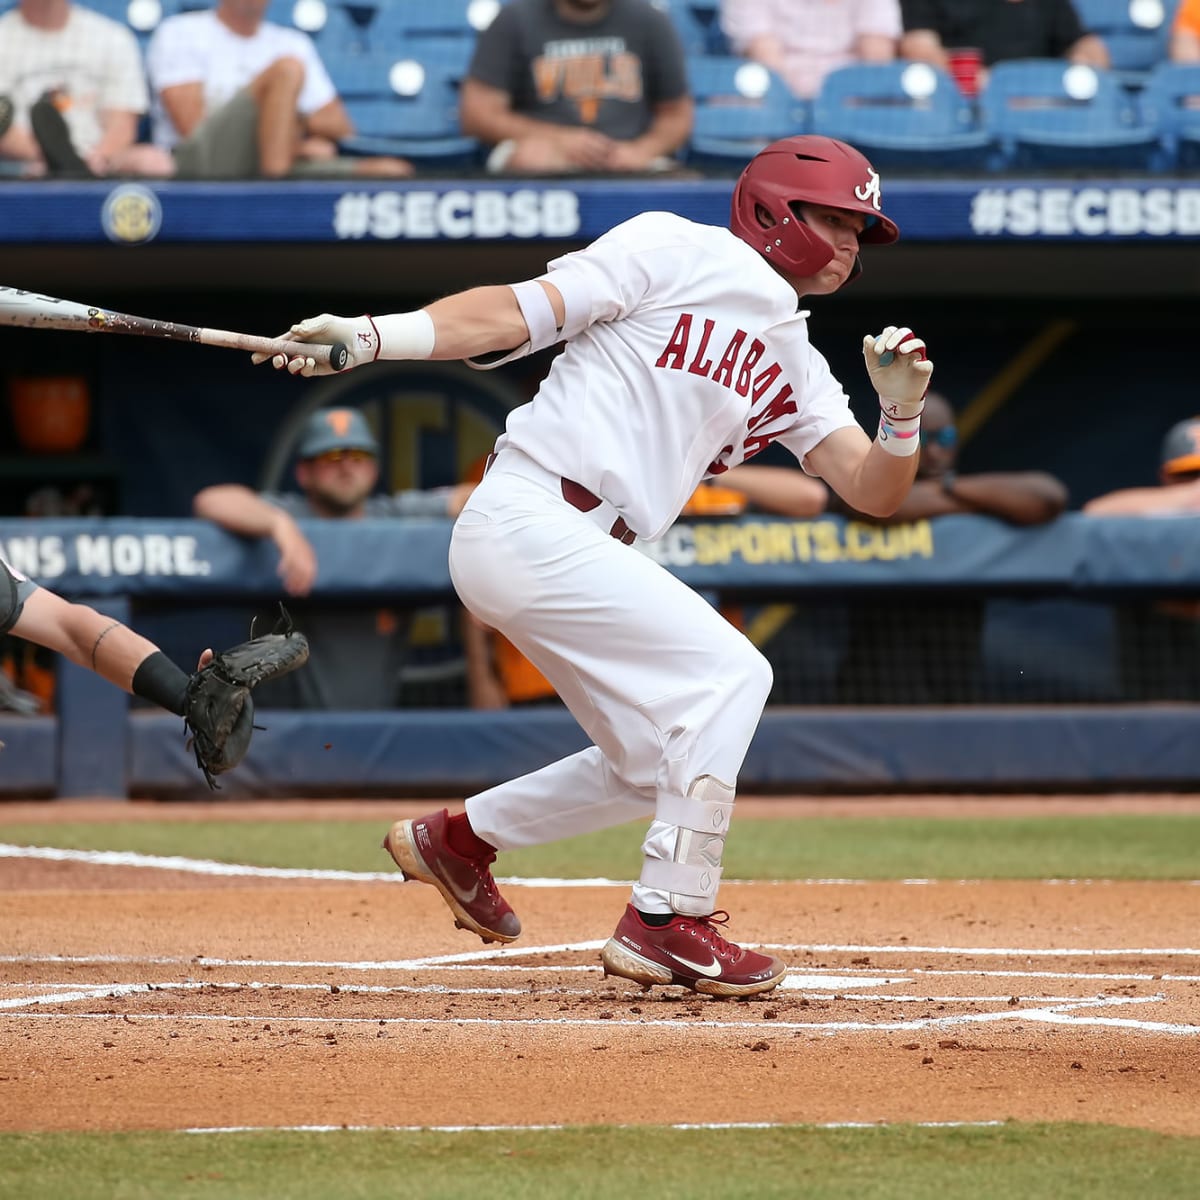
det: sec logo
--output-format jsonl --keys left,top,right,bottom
{"left": 101, "top": 184, "right": 163, "bottom": 245}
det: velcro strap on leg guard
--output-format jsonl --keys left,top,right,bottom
{"left": 651, "top": 774, "right": 735, "bottom": 916}
{"left": 640, "top": 857, "right": 722, "bottom": 904}
{"left": 655, "top": 789, "right": 732, "bottom": 837}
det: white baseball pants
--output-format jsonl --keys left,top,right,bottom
{"left": 450, "top": 447, "right": 773, "bottom": 914}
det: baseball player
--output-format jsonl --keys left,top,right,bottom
{"left": 0, "top": 553, "right": 307, "bottom": 783}
{"left": 259, "top": 135, "right": 933, "bottom": 997}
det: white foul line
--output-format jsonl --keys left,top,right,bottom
{"left": 181, "top": 1121, "right": 1007, "bottom": 1134}
{"left": 4, "top": 843, "right": 1196, "bottom": 890}
{"left": 0, "top": 843, "right": 625, "bottom": 888}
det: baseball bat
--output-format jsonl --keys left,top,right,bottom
{"left": 0, "top": 286, "right": 348, "bottom": 372}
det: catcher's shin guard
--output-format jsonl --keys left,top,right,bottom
{"left": 638, "top": 775, "right": 734, "bottom": 916}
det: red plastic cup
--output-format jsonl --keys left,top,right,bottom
{"left": 947, "top": 46, "right": 984, "bottom": 97}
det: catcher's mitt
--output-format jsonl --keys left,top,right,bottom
{"left": 183, "top": 608, "right": 309, "bottom": 787}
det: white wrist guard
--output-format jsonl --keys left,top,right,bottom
{"left": 371, "top": 310, "right": 436, "bottom": 360}
{"left": 876, "top": 396, "right": 923, "bottom": 458}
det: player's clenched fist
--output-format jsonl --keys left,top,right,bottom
{"left": 862, "top": 326, "right": 933, "bottom": 408}
{"left": 251, "top": 314, "right": 380, "bottom": 377}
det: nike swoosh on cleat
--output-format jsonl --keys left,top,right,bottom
{"left": 664, "top": 951, "right": 723, "bottom": 978}
{"left": 446, "top": 877, "right": 480, "bottom": 905}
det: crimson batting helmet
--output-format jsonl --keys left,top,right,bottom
{"left": 730, "top": 136, "right": 899, "bottom": 281}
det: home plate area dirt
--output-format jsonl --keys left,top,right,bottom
{"left": 1, "top": 800, "right": 1199, "bottom": 1135}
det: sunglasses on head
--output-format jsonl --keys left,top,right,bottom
{"left": 312, "top": 448, "right": 374, "bottom": 465}
{"left": 920, "top": 426, "right": 958, "bottom": 449}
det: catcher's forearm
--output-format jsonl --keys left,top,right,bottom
{"left": 25, "top": 591, "right": 164, "bottom": 693}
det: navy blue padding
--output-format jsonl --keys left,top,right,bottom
{"left": 126, "top": 706, "right": 1200, "bottom": 796}
{"left": 0, "top": 717, "right": 58, "bottom": 793}
{"left": 128, "top": 708, "right": 592, "bottom": 795}
{"left": 744, "top": 707, "right": 1200, "bottom": 787}
{"left": 6, "top": 514, "right": 1200, "bottom": 600}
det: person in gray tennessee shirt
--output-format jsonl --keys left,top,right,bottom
{"left": 460, "top": 0, "right": 694, "bottom": 174}
{"left": 193, "top": 407, "right": 473, "bottom": 709}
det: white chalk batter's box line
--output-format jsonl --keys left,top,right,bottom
{"left": 5, "top": 953, "right": 1200, "bottom": 984}
{"left": 2, "top": 947, "right": 1197, "bottom": 1035}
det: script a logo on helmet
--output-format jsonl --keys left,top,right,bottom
{"left": 854, "top": 169, "right": 882, "bottom": 212}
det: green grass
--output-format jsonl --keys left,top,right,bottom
{"left": 1, "top": 1125, "right": 1199, "bottom": 1200}
{"left": 1, "top": 814, "right": 1198, "bottom": 879}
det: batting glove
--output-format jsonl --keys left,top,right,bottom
{"left": 862, "top": 326, "right": 934, "bottom": 418}
{"left": 251, "top": 314, "right": 379, "bottom": 377}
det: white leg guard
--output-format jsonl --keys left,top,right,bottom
{"left": 636, "top": 775, "right": 734, "bottom": 916}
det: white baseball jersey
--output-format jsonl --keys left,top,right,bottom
{"left": 491, "top": 210, "right": 858, "bottom": 542}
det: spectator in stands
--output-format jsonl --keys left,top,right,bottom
{"left": 193, "top": 407, "right": 473, "bottom": 709}
{"left": 1082, "top": 416, "right": 1200, "bottom": 700}
{"left": 1171, "top": 0, "right": 1200, "bottom": 63}
{"left": 829, "top": 390, "right": 1069, "bottom": 703}
{"left": 0, "top": 0, "right": 173, "bottom": 178}
{"left": 838, "top": 391, "right": 1069, "bottom": 526}
{"left": 459, "top": 0, "right": 694, "bottom": 174}
{"left": 720, "top": 0, "right": 903, "bottom": 100}
{"left": 1084, "top": 416, "right": 1200, "bottom": 515}
{"left": 465, "top": 464, "right": 829, "bottom": 709}
{"left": 146, "top": 0, "right": 413, "bottom": 179}
{"left": 899, "top": 0, "right": 1110, "bottom": 94}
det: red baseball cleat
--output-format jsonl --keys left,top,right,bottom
{"left": 382, "top": 809, "right": 521, "bottom": 944}
{"left": 601, "top": 904, "right": 786, "bottom": 997}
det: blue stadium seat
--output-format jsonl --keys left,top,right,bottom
{"left": 403, "top": 34, "right": 476, "bottom": 79}
{"left": 75, "top": 0, "right": 133, "bottom": 21}
{"left": 1071, "top": 0, "right": 1176, "bottom": 79}
{"left": 337, "top": 59, "right": 480, "bottom": 167}
{"left": 266, "top": 1, "right": 367, "bottom": 53}
{"left": 658, "top": 0, "right": 730, "bottom": 56}
{"left": 121, "top": 0, "right": 208, "bottom": 47}
{"left": 369, "top": 0, "right": 500, "bottom": 50}
{"left": 979, "top": 59, "right": 1158, "bottom": 168}
{"left": 687, "top": 56, "right": 807, "bottom": 167}
{"left": 1141, "top": 61, "right": 1200, "bottom": 167}
{"left": 812, "top": 62, "right": 993, "bottom": 168}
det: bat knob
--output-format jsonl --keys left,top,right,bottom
{"left": 330, "top": 342, "right": 349, "bottom": 372}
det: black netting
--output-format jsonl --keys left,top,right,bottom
{"left": 750, "top": 593, "right": 1200, "bottom": 706}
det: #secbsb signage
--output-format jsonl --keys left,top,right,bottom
{"left": 966, "top": 185, "right": 1200, "bottom": 238}
{"left": 4, "top": 179, "right": 1200, "bottom": 244}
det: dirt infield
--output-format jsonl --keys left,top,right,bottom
{"left": 2, "top": 798, "right": 1199, "bottom": 1135}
